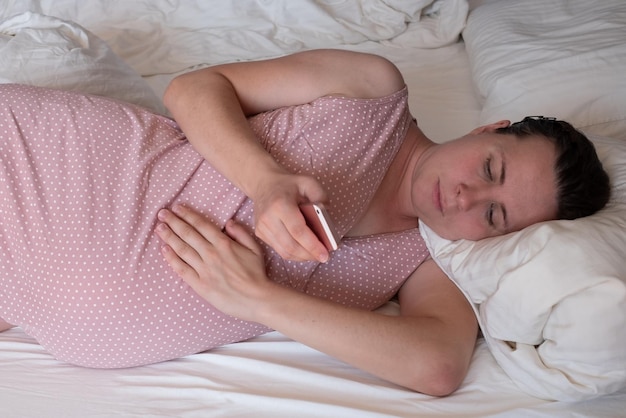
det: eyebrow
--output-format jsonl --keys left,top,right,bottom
{"left": 499, "top": 154, "right": 509, "bottom": 230}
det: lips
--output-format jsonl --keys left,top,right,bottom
{"left": 433, "top": 180, "right": 443, "bottom": 213}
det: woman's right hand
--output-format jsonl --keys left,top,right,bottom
{"left": 164, "top": 50, "right": 404, "bottom": 262}
{"left": 251, "top": 170, "right": 331, "bottom": 263}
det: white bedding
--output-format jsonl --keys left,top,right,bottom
{"left": 421, "top": 0, "right": 626, "bottom": 402}
{"left": 465, "top": 0, "right": 626, "bottom": 140}
{"left": 1, "top": 1, "right": 626, "bottom": 417}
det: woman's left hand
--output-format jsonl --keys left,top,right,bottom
{"left": 156, "top": 204, "right": 272, "bottom": 321}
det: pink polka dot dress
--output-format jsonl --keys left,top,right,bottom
{"left": 0, "top": 84, "right": 430, "bottom": 368}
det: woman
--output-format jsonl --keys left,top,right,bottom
{"left": 0, "top": 50, "right": 608, "bottom": 396}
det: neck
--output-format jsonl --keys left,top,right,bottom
{"left": 346, "top": 122, "right": 434, "bottom": 237}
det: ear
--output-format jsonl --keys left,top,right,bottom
{"left": 469, "top": 120, "right": 510, "bottom": 135}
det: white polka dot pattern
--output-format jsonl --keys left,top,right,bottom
{"left": 248, "top": 89, "right": 430, "bottom": 307}
{"left": 0, "top": 84, "right": 429, "bottom": 368}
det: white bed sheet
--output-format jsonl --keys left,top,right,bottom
{"left": 1, "top": 1, "right": 625, "bottom": 417}
{"left": 3, "top": 321, "right": 624, "bottom": 418}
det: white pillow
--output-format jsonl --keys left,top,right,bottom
{"left": 463, "top": 0, "right": 626, "bottom": 140}
{"left": 0, "top": 12, "right": 166, "bottom": 114}
{"left": 420, "top": 134, "right": 626, "bottom": 401}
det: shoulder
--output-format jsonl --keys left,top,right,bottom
{"left": 315, "top": 50, "right": 406, "bottom": 99}
{"left": 273, "top": 49, "right": 405, "bottom": 100}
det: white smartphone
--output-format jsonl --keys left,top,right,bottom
{"left": 299, "top": 203, "right": 340, "bottom": 251}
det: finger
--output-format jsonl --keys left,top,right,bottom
{"left": 259, "top": 214, "right": 329, "bottom": 263}
{"left": 255, "top": 215, "right": 315, "bottom": 262}
{"left": 159, "top": 207, "right": 217, "bottom": 251}
{"left": 170, "top": 204, "right": 225, "bottom": 244}
{"left": 282, "top": 210, "right": 330, "bottom": 263}
{"left": 157, "top": 221, "right": 217, "bottom": 300}
{"left": 161, "top": 241, "right": 214, "bottom": 303}
{"left": 224, "top": 219, "right": 264, "bottom": 257}
{"left": 156, "top": 210, "right": 209, "bottom": 269}
{"left": 297, "top": 175, "right": 329, "bottom": 205}
{"left": 159, "top": 242, "right": 201, "bottom": 284}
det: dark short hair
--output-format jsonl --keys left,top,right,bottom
{"left": 496, "top": 117, "right": 610, "bottom": 220}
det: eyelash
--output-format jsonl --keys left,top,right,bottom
{"left": 484, "top": 158, "right": 495, "bottom": 226}
{"left": 487, "top": 203, "right": 495, "bottom": 226}
{"left": 484, "top": 157, "right": 493, "bottom": 181}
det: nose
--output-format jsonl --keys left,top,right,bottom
{"left": 456, "top": 183, "right": 489, "bottom": 211}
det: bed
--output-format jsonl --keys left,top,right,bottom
{"left": 1, "top": 0, "right": 625, "bottom": 416}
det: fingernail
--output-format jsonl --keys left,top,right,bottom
{"left": 157, "top": 209, "right": 167, "bottom": 221}
{"left": 319, "top": 253, "right": 329, "bottom": 263}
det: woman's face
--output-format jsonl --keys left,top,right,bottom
{"left": 412, "top": 126, "right": 559, "bottom": 241}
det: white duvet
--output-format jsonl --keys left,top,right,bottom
{"left": 2, "top": 0, "right": 468, "bottom": 77}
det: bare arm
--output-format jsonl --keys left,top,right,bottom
{"left": 249, "top": 259, "right": 478, "bottom": 395}
{"left": 163, "top": 49, "right": 405, "bottom": 192}
{"left": 162, "top": 50, "right": 405, "bottom": 263}
{"left": 156, "top": 205, "right": 478, "bottom": 396}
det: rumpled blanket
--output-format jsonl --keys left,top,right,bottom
{"left": 1, "top": 0, "right": 468, "bottom": 76}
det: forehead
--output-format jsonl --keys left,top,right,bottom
{"left": 499, "top": 135, "right": 559, "bottom": 232}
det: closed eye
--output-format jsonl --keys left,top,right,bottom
{"left": 484, "top": 157, "right": 493, "bottom": 181}
{"left": 486, "top": 150, "right": 508, "bottom": 232}
{"left": 487, "top": 202, "right": 495, "bottom": 227}
{"left": 486, "top": 202, "right": 509, "bottom": 232}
